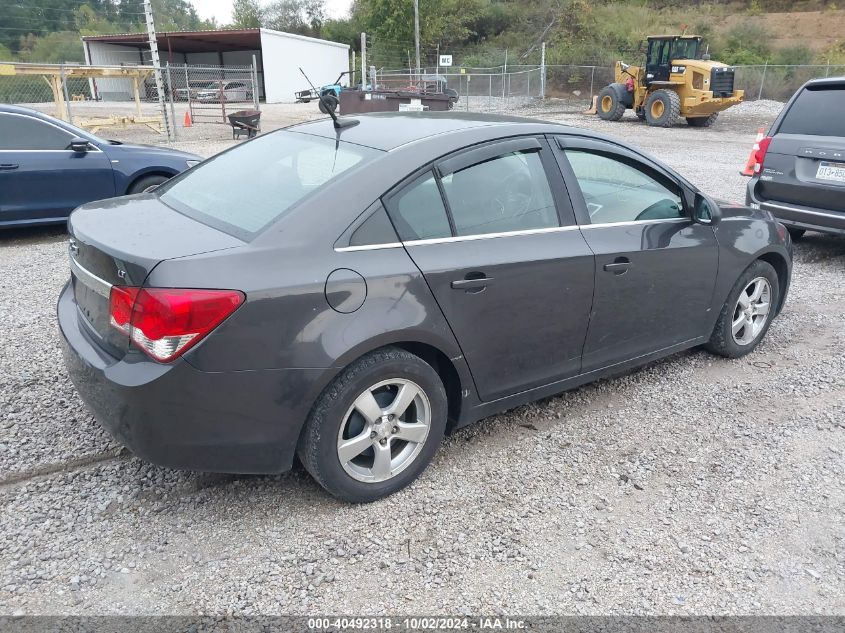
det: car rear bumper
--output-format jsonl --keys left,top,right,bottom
{"left": 57, "top": 281, "right": 324, "bottom": 474}
{"left": 746, "top": 183, "right": 845, "bottom": 236}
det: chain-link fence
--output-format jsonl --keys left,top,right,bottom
{"left": 0, "top": 60, "right": 260, "bottom": 141}
{"left": 354, "top": 34, "right": 838, "bottom": 113}
{"left": 374, "top": 67, "right": 545, "bottom": 112}
{"left": 163, "top": 64, "right": 259, "bottom": 126}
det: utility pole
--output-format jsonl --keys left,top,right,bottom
{"left": 413, "top": 0, "right": 421, "bottom": 81}
{"left": 143, "top": 0, "right": 171, "bottom": 140}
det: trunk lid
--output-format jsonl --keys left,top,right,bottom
{"left": 68, "top": 194, "right": 243, "bottom": 357}
{"left": 758, "top": 134, "right": 845, "bottom": 213}
{"left": 757, "top": 84, "right": 845, "bottom": 213}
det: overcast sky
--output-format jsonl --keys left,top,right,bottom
{"left": 192, "top": 0, "right": 354, "bottom": 26}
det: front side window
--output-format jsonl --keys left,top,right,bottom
{"left": 647, "top": 41, "right": 661, "bottom": 67}
{"left": 159, "top": 131, "right": 380, "bottom": 240}
{"left": 0, "top": 114, "right": 73, "bottom": 150}
{"left": 564, "top": 150, "right": 685, "bottom": 224}
{"left": 440, "top": 150, "right": 558, "bottom": 236}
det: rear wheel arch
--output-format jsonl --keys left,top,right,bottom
{"left": 392, "top": 341, "right": 463, "bottom": 429}
{"left": 298, "top": 340, "right": 464, "bottom": 448}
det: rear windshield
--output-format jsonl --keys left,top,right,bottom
{"left": 158, "top": 131, "right": 381, "bottom": 240}
{"left": 779, "top": 86, "right": 845, "bottom": 137}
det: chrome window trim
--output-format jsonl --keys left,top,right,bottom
{"left": 333, "top": 218, "right": 691, "bottom": 251}
{"left": 762, "top": 201, "right": 845, "bottom": 220}
{"left": 403, "top": 224, "right": 580, "bottom": 246}
{"left": 69, "top": 255, "right": 113, "bottom": 298}
{"left": 580, "top": 217, "right": 690, "bottom": 229}
{"left": 335, "top": 242, "right": 404, "bottom": 253}
{"left": 0, "top": 112, "right": 102, "bottom": 152}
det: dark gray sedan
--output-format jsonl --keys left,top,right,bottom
{"left": 59, "top": 112, "right": 793, "bottom": 502}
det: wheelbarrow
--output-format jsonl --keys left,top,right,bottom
{"left": 228, "top": 110, "right": 261, "bottom": 139}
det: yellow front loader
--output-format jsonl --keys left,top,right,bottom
{"left": 596, "top": 35, "right": 744, "bottom": 127}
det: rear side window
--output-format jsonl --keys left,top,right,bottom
{"left": 348, "top": 202, "right": 398, "bottom": 247}
{"left": 385, "top": 171, "right": 452, "bottom": 241}
{"left": 779, "top": 87, "right": 845, "bottom": 137}
{"left": 440, "top": 151, "right": 558, "bottom": 236}
{"left": 158, "top": 131, "right": 381, "bottom": 240}
{"left": 0, "top": 114, "right": 73, "bottom": 150}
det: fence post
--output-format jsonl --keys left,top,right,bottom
{"left": 166, "top": 63, "right": 176, "bottom": 141}
{"left": 540, "top": 42, "right": 546, "bottom": 99}
{"left": 489, "top": 73, "right": 492, "bottom": 110}
{"left": 757, "top": 62, "right": 768, "bottom": 101}
{"left": 184, "top": 64, "right": 191, "bottom": 123}
{"left": 60, "top": 64, "right": 73, "bottom": 124}
{"left": 502, "top": 49, "right": 507, "bottom": 103}
{"left": 361, "top": 33, "right": 367, "bottom": 91}
{"left": 252, "top": 54, "right": 259, "bottom": 110}
{"left": 590, "top": 66, "right": 595, "bottom": 101}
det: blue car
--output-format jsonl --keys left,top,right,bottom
{"left": 0, "top": 104, "right": 202, "bottom": 228}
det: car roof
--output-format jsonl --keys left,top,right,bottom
{"left": 287, "top": 111, "right": 592, "bottom": 151}
{"left": 803, "top": 76, "right": 845, "bottom": 89}
{"left": 0, "top": 103, "right": 54, "bottom": 119}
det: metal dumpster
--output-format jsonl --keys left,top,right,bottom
{"left": 339, "top": 90, "right": 452, "bottom": 114}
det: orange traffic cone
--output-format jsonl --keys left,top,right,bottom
{"left": 183, "top": 110, "right": 192, "bottom": 127}
{"left": 740, "top": 127, "right": 766, "bottom": 176}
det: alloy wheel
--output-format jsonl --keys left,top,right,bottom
{"left": 336, "top": 379, "right": 431, "bottom": 483}
{"left": 731, "top": 277, "right": 772, "bottom": 346}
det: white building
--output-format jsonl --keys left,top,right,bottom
{"left": 82, "top": 28, "right": 350, "bottom": 103}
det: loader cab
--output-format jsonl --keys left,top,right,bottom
{"left": 646, "top": 36, "right": 702, "bottom": 85}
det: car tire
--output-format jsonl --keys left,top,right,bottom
{"left": 787, "top": 227, "right": 806, "bottom": 241}
{"left": 687, "top": 113, "right": 719, "bottom": 127}
{"left": 318, "top": 94, "right": 339, "bottom": 114}
{"left": 705, "top": 260, "right": 780, "bottom": 359}
{"left": 128, "top": 174, "right": 170, "bottom": 194}
{"left": 298, "top": 347, "right": 448, "bottom": 503}
{"left": 644, "top": 89, "right": 681, "bottom": 127}
{"left": 596, "top": 84, "right": 627, "bottom": 121}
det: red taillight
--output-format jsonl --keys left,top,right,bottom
{"left": 753, "top": 136, "right": 773, "bottom": 174}
{"left": 108, "top": 287, "right": 244, "bottom": 362}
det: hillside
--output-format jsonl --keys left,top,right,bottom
{"left": 740, "top": 10, "right": 845, "bottom": 52}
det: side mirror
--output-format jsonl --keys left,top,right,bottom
{"left": 69, "top": 139, "right": 90, "bottom": 153}
{"left": 693, "top": 193, "right": 721, "bottom": 226}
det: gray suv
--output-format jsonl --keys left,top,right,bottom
{"left": 746, "top": 77, "right": 845, "bottom": 239}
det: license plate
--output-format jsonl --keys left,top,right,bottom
{"left": 816, "top": 161, "right": 845, "bottom": 183}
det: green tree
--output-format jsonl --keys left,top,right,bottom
{"left": 264, "top": 0, "right": 326, "bottom": 37}
{"left": 354, "top": 0, "right": 485, "bottom": 47}
{"left": 19, "top": 31, "right": 86, "bottom": 63}
{"left": 232, "top": 0, "right": 263, "bottom": 28}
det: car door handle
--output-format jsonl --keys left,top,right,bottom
{"left": 0, "top": 164, "right": 19, "bottom": 171}
{"left": 451, "top": 276, "right": 494, "bottom": 291}
{"left": 603, "top": 258, "right": 632, "bottom": 275}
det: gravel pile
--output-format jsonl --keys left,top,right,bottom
{"left": 1, "top": 107, "right": 843, "bottom": 616}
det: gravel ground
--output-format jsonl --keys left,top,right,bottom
{"left": 1, "top": 100, "right": 844, "bottom": 617}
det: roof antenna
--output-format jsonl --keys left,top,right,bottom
{"left": 299, "top": 68, "right": 359, "bottom": 130}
